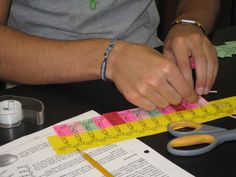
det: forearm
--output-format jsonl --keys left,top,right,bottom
{"left": 176, "top": 0, "right": 220, "bottom": 34}
{"left": 0, "top": 26, "right": 115, "bottom": 84}
{"left": 0, "top": 0, "right": 11, "bottom": 25}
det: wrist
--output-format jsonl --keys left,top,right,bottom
{"left": 100, "top": 39, "right": 117, "bottom": 81}
{"left": 105, "top": 40, "right": 128, "bottom": 81}
{"left": 170, "top": 19, "right": 207, "bottom": 35}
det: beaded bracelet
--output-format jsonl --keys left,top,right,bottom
{"left": 100, "top": 39, "right": 117, "bottom": 81}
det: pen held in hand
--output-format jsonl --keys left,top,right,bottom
{"left": 77, "top": 148, "right": 114, "bottom": 177}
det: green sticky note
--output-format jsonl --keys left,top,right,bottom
{"left": 215, "top": 41, "right": 236, "bottom": 59}
{"left": 148, "top": 109, "right": 161, "bottom": 117}
{"left": 80, "top": 119, "right": 98, "bottom": 131}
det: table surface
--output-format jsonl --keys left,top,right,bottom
{"left": 0, "top": 26, "right": 236, "bottom": 177}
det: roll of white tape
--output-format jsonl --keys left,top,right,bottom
{"left": 0, "top": 100, "right": 23, "bottom": 125}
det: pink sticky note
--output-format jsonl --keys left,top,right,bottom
{"left": 198, "top": 97, "right": 208, "bottom": 106}
{"left": 159, "top": 97, "right": 208, "bottom": 114}
{"left": 53, "top": 124, "right": 73, "bottom": 136}
{"left": 179, "top": 97, "right": 208, "bottom": 109}
{"left": 171, "top": 101, "right": 189, "bottom": 111}
{"left": 68, "top": 122, "right": 86, "bottom": 134}
{"left": 130, "top": 108, "right": 150, "bottom": 120}
{"left": 92, "top": 116, "right": 112, "bottom": 129}
{"left": 118, "top": 110, "right": 139, "bottom": 123}
{"left": 159, "top": 106, "right": 176, "bottom": 114}
{"left": 180, "top": 100, "right": 199, "bottom": 109}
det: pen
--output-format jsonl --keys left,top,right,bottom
{"left": 77, "top": 149, "right": 114, "bottom": 177}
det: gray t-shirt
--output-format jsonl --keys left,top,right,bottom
{"left": 7, "top": 0, "right": 162, "bottom": 47}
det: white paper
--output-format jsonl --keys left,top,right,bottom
{"left": 0, "top": 110, "right": 193, "bottom": 177}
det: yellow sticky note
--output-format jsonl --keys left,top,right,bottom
{"left": 48, "top": 96, "right": 236, "bottom": 155}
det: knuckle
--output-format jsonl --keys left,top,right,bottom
{"left": 137, "top": 84, "right": 149, "bottom": 96}
{"left": 171, "top": 36, "right": 185, "bottom": 45}
{"left": 189, "top": 33, "right": 202, "bottom": 42}
{"left": 195, "top": 56, "right": 206, "bottom": 65}
{"left": 148, "top": 76, "right": 163, "bottom": 88}
{"left": 157, "top": 102, "right": 169, "bottom": 109}
{"left": 124, "top": 91, "right": 139, "bottom": 103}
{"left": 145, "top": 104, "right": 156, "bottom": 111}
{"left": 171, "top": 96, "right": 182, "bottom": 105}
{"left": 163, "top": 42, "right": 171, "bottom": 50}
{"left": 181, "top": 89, "right": 193, "bottom": 99}
{"left": 162, "top": 60, "right": 176, "bottom": 75}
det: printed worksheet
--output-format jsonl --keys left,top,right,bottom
{"left": 0, "top": 110, "right": 193, "bottom": 177}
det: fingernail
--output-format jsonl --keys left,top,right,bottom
{"left": 204, "top": 88, "right": 209, "bottom": 95}
{"left": 189, "top": 94, "right": 199, "bottom": 103}
{"left": 196, "top": 87, "right": 204, "bottom": 95}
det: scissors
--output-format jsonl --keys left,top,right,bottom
{"left": 167, "top": 121, "right": 236, "bottom": 156}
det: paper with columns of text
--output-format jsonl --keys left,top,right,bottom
{"left": 0, "top": 110, "right": 193, "bottom": 177}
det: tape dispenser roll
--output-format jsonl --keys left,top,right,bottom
{"left": 0, "top": 95, "right": 44, "bottom": 128}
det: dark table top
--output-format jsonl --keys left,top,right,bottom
{"left": 0, "top": 26, "right": 236, "bottom": 177}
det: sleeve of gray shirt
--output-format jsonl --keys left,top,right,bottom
{"left": 8, "top": 0, "right": 163, "bottom": 48}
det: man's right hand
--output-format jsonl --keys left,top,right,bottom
{"left": 107, "top": 42, "right": 199, "bottom": 110}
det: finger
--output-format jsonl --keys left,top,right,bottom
{"left": 124, "top": 91, "right": 157, "bottom": 110}
{"left": 171, "top": 42, "right": 194, "bottom": 88}
{"left": 136, "top": 84, "right": 169, "bottom": 108}
{"left": 190, "top": 44, "right": 207, "bottom": 95}
{"left": 211, "top": 55, "right": 219, "bottom": 89}
{"left": 163, "top": 48, "right": 176, "bottom": 62}
{"left": 163, "top": 46, "right": 195, "bottom": 102}
{"left": 203, "top": 44, "right": 218, "bottom": 94}
{"left": 149, "top": 78, "right": 182, "bottom": 105}
{"left": 166, "top": 63, "right": 198, "bottom": 103}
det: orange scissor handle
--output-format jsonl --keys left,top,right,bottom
{"left": 168, "top": 121, "right": 204, "bottom": 137}
{"left": 167, "top": 121, "right": 227, "bottom": 156}
{"left": 169, "top": 134, "right": 216, "bottom": 148}
{"left": 169, "top": 121, "right": 202, "bottom": 131}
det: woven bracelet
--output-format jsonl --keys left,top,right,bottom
{"left": 100, "top": 38, "right": 117, "bottom": 81}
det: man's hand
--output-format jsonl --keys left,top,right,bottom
{"left": 163, "top": 24, "right": 218, "bottom": 95}
{"left": 107, "top": 42, "right": 199, "bottom": 110}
